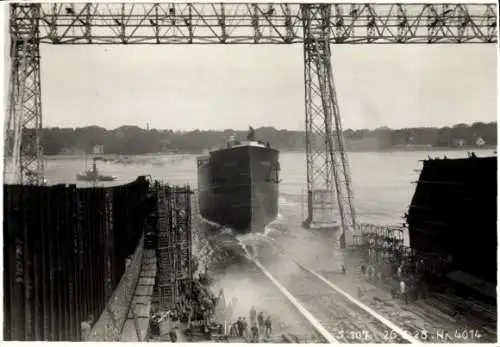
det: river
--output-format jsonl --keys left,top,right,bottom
{"left": 33, "top": 148, "right": 493, "bottom": 228}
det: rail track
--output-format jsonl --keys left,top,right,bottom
{"left": 196, "top": 212, "right": 419, "bottom": 344}
{"left": 214, "top": 247, "right": 331, "bottom": 342}
{"left": 238, "top": 235, "right": 421, "bottom": 344}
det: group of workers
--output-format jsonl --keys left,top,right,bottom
{"left": 228, "top": 306, "right": 272, "bottom": 342}
{"left": 354, "top": 237, "right": 441, "bottom": 305}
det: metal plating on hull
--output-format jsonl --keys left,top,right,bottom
{"left": 197, "top": 132, "right": 280, "bottom": 233}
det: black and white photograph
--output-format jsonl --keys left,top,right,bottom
{"left": 2, "top": 0, "right": 498, "bottom": 343}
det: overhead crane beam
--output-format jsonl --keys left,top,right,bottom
{"left": 33, "top": 3, "right": 497, "bottom": 44}
{"left": 6, "top": 2, "right": 497, "bottom": 247}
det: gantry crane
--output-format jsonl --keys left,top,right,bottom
{"left": 6, "top": 2, "right": 497, "bottom": 248}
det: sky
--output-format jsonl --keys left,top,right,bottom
{"left": 3, "top": 6, "right": 498, "bottom": 132}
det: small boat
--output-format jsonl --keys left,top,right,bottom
{"left": 76, "top": 157, "right": 117, "bottom": 182}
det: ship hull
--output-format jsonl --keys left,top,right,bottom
{"left": 197, "top": 145, "right": 279, "bottom": 233}
{"left": 407, "top": 155, "right": 497, "bottom": 286}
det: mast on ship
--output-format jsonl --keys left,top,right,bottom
{"left": 247, "top": 126, "right": 256, "bottom": 141}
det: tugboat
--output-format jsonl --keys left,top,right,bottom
{"left": 76, "top": 157, "right": 117, "bottom": 182}
{"left": 197, "top": 127, "right": 280, "bottom": 233}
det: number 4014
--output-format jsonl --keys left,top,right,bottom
{"left": 454, "top": 329, "right": 482, "bottom": 340}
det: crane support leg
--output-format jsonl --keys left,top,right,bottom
{"left": 302, "top": 4, "right": 357, "bottom": 248}
{"left": 6, "top": 4, "right": 44, "bottom": 185}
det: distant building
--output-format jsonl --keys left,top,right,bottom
{"left": 476, "top": 137, "right": 486, "bottom": 147}
{"left": 93, "top": 145, "right": 104, "bottom": 155}
{"left": 453, "top": 139, "right": 466, "bottom": 148}
{"left": 345, "top": 137, "right": 379, "bottom": 151}
{"left": 60, "top": 147, "right": 83, "bottom": 155}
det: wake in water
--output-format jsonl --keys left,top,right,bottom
{"left": 194, "top": 191, "right": 344, "bottom": 274}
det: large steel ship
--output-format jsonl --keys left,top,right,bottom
{"left": 406, "top": 153, "right": 497, "bottom": 302}
{"left": 196, "top": 128, "right": 280, "bottom": 233}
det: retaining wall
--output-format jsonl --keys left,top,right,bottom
{"left": 3, "top": 177, "right": 149, "bottom": 341}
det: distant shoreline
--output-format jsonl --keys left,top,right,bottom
{"left": 276, "top": 146, "right": 496, "bottom": 153}
{"left": 367, "top": 145, "right": 496, "bottom": 153}
{"left": 39, "top": 146, "right": 496, "bottom": 160}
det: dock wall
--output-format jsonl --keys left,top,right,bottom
{"left": 87, "top": 237, "right": 144, "bottom": 341}
{"left": 3, "top": 177, "right": 150, "bottom": 341}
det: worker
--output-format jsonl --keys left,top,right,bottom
{"left": 452, "top": 305, "right": 463, "bottom": 320}
{"left": 125, "top": 256, "right": 132, "bottom": 269}
{"left": 342, "top": 265, "right": 346, "bottom": 275}
{"left": 241, "top": 317, "right": 248, "bottom": 339}
{"left": 169, "top": 329, "right": 178, "bottom": 342}
{"left": 230, "top": 320, "right": 239, "bottom": 336}
{"left": 80, "top": 314, "right": 93, "bottom": 341}
{"left": 250, "top": 306, "right": 257, "bottom": 326}
{"left": 236, "top": 317, "right": 243, "bottom": 337}
{"left": 218, "top": 288, "right": 225, "bottom": 305}
{"left": 264, "top": 316, "right": 272, "bottom": 338}
{"left": 397, "top": 265, "right": 403, "bottom": 278}
{"left": 369, "top": 238, "right": 375, "bottom": 260}
{"left": 257, "top": 311, "right": 264, "bottom": 332}
{"left": 400, "top": 280, "right": 408, "bottom": 304}
{"left": 391, "top": 283, "right": 397, "bottom": 299}
{"left": 357, "top": 286, "right": 363, "bottom": 299}
{"left": 419, "top": 278, "right": 429, "bottom": 299}
{"left": 202, "top": 306, "right": 210, "bottom": 329}
{"left": 417, "top": 259, "right": 425, "bottom": 274}
{"left": 251, "top": 323, "right": 259, "bottom": 342}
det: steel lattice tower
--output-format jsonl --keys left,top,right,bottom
{"left": 302, "top": 4, "right": 357, "bottom": 247}
{"left": 6, "top": 4, "right": 44, "bottom": 185}
{"left": 5, "top": 2, "right": 497, "bottom": 247}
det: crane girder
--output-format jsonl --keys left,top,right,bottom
{"left": 30, "top": 3, "right": 498, "bottom": 45}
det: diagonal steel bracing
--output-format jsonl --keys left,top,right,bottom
{"left": 6, "top": 2, "right": 497, "bottom": 247}
{"left": 6, "top": 4, "right": 44, "bottom": 185}
{"left": 303, "top": 4, "right": 357, "bottom": 247}
{"left": 33, "top": 3, "right": 497, "bottom": 44}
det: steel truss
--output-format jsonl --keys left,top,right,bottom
{"left": 302, "top": 4, "right": 358, "bottom": 247}
{"left": 7, "top": 4, "right": 44, "bottom": 185}
{"left": 7, "top": 2, "right": 497, "bottom": 246}
{"left": 35, "top": 3, "right": 497, "bottom": 44}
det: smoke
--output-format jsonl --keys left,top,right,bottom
{"left": 213, "top": 264, "right": 269, "bottom": 319}
{"left": 194, "top": 214, "right": 342, "bottom": 326}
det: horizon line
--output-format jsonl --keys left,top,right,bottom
{"left": 43, "top": 121, "right": 498, "bottom": 133}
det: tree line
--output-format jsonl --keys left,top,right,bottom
{"left": 33, "top": 122, "right": 496, "bottom": 155}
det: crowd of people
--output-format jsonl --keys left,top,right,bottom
{"left": 352, "top": 233, "right": 453, "bottom": 305}
{"left": 228, "top": 306, "right": 273, "bottom": 342}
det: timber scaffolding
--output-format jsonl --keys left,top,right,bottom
{"left": 147, "top": 182, "right": 194, "bottom": 313}
{"left": 349, "top": 154, "right": 498, "bottom": 297}
{"left": 351, "top": 223, "right": 453, "bottom": 279}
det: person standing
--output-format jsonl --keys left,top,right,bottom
{"left": 236, "top": 317, "right": 243, "bottom": 337}
{"left": 400, "top": 280, "right": 408, "bottom": 304}
{"left": 257, "top": 312, "right": 264, "bottom": 332}
{"left": 251, "top": 323, "right": 259, "bottom": 342}
{"left": 242, "top": 317, "right": 248, "bottom": 339}
{"left": 230, "top": 320, "right": 239, "bottom": 337}
{"left": 264, "top": 316, "right": 272, "bottom": 338}
{"left": 80, "top": 315, "right": 92, "bottom": 341}
{"left": 250, "top": 306, "right": 257, "bottom": 326}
